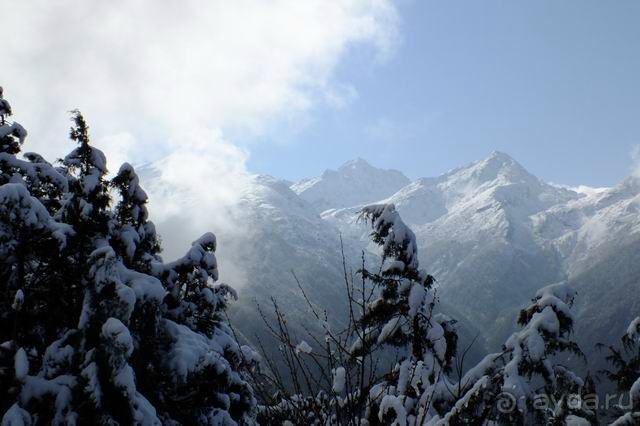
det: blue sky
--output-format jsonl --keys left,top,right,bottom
{"left": 246, "top": 0, "right": 640, "bottom": 187}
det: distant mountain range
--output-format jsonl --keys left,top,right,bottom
{"left": 141, "top": 152, "right": 640, "bottom": 375}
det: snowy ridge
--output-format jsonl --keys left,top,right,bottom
{"left": 534, "top": 175, "right": 640, "bottom": 275}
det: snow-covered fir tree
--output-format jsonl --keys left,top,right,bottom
{"left": 355, "top": 204, "right": 459, "bottom": 424}
{"left": 0, "top": 87, "right": 12, "bottom": 126}
{"left": 439, "top": 282, "right": 593, "bottom": 425}
{"left": 0, "top": 87, "right": 256, "bottom": 425}
{"left": 257, "top": 204, "right": 459, "bottom": 425}
{"left": 601, "top": 317, "right": 640, "bottom": 425}
{"left": 110, "top": 162, "right": 161, "bottom": 272}
{"left": 149, "top": 233, "right": 256, "bottom": 423}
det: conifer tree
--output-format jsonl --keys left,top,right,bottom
{"left": 150, "top": 233, "right": 256, "bottom": 424}
{"left": 0, "top": 87, "right": 257, "bottom": 425}
{"left": 257, "top": 204, "right": 459, "bottom": 425}
{"left": 356, "top": 204, "right": 459, "bottom": 424}
{"left": 111, "top": 162, "right": 161, "bottom": 271}
{"left": 440, "top": 282, "right": 593, "bottom": 425}
{"left": 0, "top": 86, "right": 12, "bottom": 126}
{"left": 601, "top": 317, "right": 640, "bottom": 425}
{"left": 0, "top": 92, "right": 75, "bottom": 419}
{"left": 0, "top": 183, "right": 75, "bottom": 419}
{"left": 57, "top": 110, "right": 111, "bottom": 246}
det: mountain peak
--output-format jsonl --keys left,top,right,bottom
{"left": 292, "top": 159, "right": 410, "bottom": 212}
{"left": 338, "top": 157, "right": 372, "bottom": 171}
{"left": 446, "top": 151, "right": 534, "bottom": 188}
{"left": 481, "top": 150, "right": 523, "bottom": 171}
{"left": 485, "top": 150, "right": 516, "bottom": 164}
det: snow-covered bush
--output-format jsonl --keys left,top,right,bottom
{"left": 0, "top": 88, "right": 256, "bottom": 425}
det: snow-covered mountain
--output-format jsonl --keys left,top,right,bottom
{"left": 140, "top": 152, "right": 640, "bottom": 368}
{"left": 322, "top": 152, "right": 584, "bottom": 349}
{"left": 534, "top": 175, "right": 640, "bottom": 276}
{"left": 224, "top": 174, "right": 357, "bottom": 333}
{"left": 299, "top": 153, "right": 640, "bottom": 358}
{"left": 291, "top": 157, "right": 410, "bottom": 213}
{"left": 531, "top": 176, "right": 640, "bottom": 372}
{"left": 323, "top": 151, "right": 579, "bottom": 236}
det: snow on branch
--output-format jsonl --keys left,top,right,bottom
{"left": 358, "top": 203, "right": 420, "bottom": 274}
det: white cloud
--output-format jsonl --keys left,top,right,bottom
{"left": 2, "top": 0, "right": 399, "bottom": 285}
{"left": 550, "top": 183, "right": 609, "bottom": 197}
{"left": 2, "top": 0, "right": 398, "bottom": 163}
{"left": 568, "top": 185, "right": 609, "bottom": 197}
{"left": 136, "top": 129, "right": 252, "bottom": 255}
{"left": 324, "top": 83, "right": 359, "bottom": 110}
